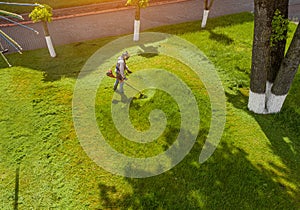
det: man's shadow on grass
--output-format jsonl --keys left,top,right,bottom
{"left": 137, "top": 44, "right": 159, "bottom": 58}
{"left": 112, "top": 91, "right": 130, "bottom": 104}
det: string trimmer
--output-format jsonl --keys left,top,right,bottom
{"left": 106, "top": 69, "right": 146, "bottom": 98}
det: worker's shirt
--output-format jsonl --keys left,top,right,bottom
{"left": 116, "top": 56, "right": 129, "bottom": 79}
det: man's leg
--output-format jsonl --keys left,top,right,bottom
{"left": 114, "top": 79, "right": 119, "bottom": 91}
{"left": 119, "top": 81, "right": 124, "bottom": 93}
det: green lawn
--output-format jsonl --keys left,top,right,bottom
{"left": 0, "top": 12, "right": 300, "bottom": 209}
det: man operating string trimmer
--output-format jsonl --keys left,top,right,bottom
{"left": 106, "top": 51, "right": 145, "bottom": 98}
{"left": 113, "top": 51, "right": 132, "bottom": 93}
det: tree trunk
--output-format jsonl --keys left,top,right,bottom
{"left": 265, "top": 0, "right": 289, "bottom": 108}
{"left": 204, "top": 0, "right": 209, "bottom": 10}
{"left": 248, "top": 0, "right": 274, "bottom": 113}
{"left": 201, "top": 0, "right": 214, "bottom": 28}
{"left": 135, "top": 5, "right": 140, "bottom": 20}
{"left": 42, "top": 21, "right": 49, "bottom": 36}
{"left": 42, "top": 21, "right": 56, "bottom": 57}
{"left": 268, "top": 0, "right": 289, "bottom": 84}
{"left": 249, "top": 0, "right": 300, "bottom": 114}
{"left": 133, "top": 6, "right": 141, "bottom": 41}
{"left": 204, "top": 0, "right": 214, "bottom": 10}
{"left": 267, "top": 23, "right": 300, "bottom": 113}
{"left": 201, "top": 10, "right": 210, "bottom": 28}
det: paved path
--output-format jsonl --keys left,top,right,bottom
{"left": 0, "top": 0, "right": 299, "bottom": 52}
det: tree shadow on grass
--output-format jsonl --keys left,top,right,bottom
{"left": 0, "top": 38, "right": 116, "bottom": 82}
{"left": 97, "top": 117, "right": 299, "bottom": 209}
{"left": 254, "top": 107, "right": 300, "bottom": 200}
{"left": 14, "top": 163, "right": 20, "bottom": 210}
{"left": 97, "top": 75, "right": 299, "bottom": 208}
{"left": 226, "top": 90, "right": 300, "bottom": 206}
{"left": 148, "top": 12, "right": 254, "bottom": 36}
{"left": 207, "top": 30, "right": 234, "bottom": 45}
{"left": 97, "top": 138, "right": 299, "bottom": 209}
{"left": 0, "top": 43, "right": 97, "bottom": 82}
{"left": 0, "top": 13, "right": 253, "bottom": 82}
{"left": 1, "top": 34, "right": 168, "bottom": 82}
{"left": 205, "top": 12, "right": 254, "bottom": 31}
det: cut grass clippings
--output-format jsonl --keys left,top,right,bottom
{"left": 0, "top": 12, "right": 300, "bottom": 209}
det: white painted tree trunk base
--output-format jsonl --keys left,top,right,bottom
{"left": 249, "top": 82, "right": 287, "bottom": 114}
{"left": 265, "top": 81, "right": 273, "bottom": 100}
{"left": 45, "top": 36, "right": 56, "bottom": 57}
{"left": 133, "top": 20, "right": 140, "bottom": 41}
{"left": 248, "top": 91, "right": 267, "bottom": 114}
{"left": 266, "top": 93, "right": 287, "bottom": 113}
{"left": 201, "top": 10, "right": 210, "bottom": 28}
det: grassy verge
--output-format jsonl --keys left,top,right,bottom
{"left": 0, "top": 12, "right": 299, "bottom": 209}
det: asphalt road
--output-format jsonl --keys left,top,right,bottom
{"left": 0, "top": 0, "right": 299, "bottom": 52}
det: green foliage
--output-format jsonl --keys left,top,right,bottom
{"left": 126, "top": 0, "right": 148, "bottom": 8}
{"left": 270, "top": 9, "right": 289, "bottom": 46}
{"left": 126, "top": 0, "right": 148, "bottom": 19}
{"left": 29, "top": 4, "right": 53, "bottom": 23}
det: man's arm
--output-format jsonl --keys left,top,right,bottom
{"left": 124, "top": 62, "right": 132, "bottom": 73}
{"left": 119, "top": 61, "right": 125, "bottom": 79}
{"left": 125, "top": 64, "right": 129, "bottom": 70}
